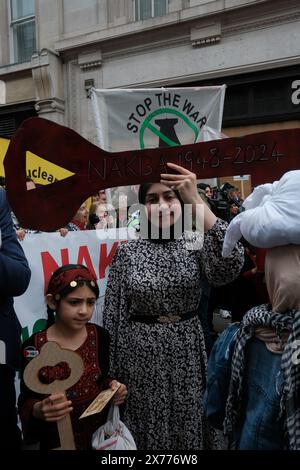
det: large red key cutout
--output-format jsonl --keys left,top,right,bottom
{"left": 4, "top": 117, "right": 300, "bottom": 231}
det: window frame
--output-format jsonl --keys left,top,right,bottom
{"left": 133, "top": 0, "right": 168, "bottom": 21}
{"left": 9, "top": 0, "right": 36, "bottom": 64}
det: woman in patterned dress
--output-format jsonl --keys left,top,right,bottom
{"left": 18, "top": 264, "right": 127, "bottom": 450}
{"left": 103, "top": 163, "right": 244, "bottom": 450}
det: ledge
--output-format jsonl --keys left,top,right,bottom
{"left": 54, "top": 1, "right": 260, "bottom": 53}
{"left": 55, "top": 13, "right": 181, "bottom": 52}
{"left": 0, "top": 61, "right": 32, "bottom": 77}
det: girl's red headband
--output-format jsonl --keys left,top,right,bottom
{"left": 47, "top": 268, "right": 97, "bottom": 299}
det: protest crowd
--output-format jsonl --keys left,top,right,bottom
{"left": 1, "top": 140, "right": 300, "bottom": 452}
{"left": 1, "top": 0, "right": 300, "bottom": 457}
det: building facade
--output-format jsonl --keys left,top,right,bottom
{"left": 0, "top": 0, "right": 300, "bottom": 151}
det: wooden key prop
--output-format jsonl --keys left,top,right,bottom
{"left": 23, "top": 341, "right": 84, "bottom": 450}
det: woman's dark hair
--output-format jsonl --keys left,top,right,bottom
{"left": 138, "top": 183, "right": 184, "bottom": 207}
{"left": 138, "top": 183, "right": 153, "bottom": 205}
{"left": 46, "top": 264, "right": 99, "bottom": 327}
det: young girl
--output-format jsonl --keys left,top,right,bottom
{"left": 18, "top": 264, "right": 127, "bottom": 450}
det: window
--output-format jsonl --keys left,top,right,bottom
{"left": 0, "top": 107, "right": 37, "bottom": 138}
{"left": 134, "top": 0, "right": 168, "bottom": 21}
{"left": 10, "top": 0, "right": 36, "bottom": 63}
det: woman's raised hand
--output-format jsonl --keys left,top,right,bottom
{"left": 161, "top": 162, "right": 217, "bottom": 231}
{"left": 160, "top": 162, "right": 202, "bottom": 205}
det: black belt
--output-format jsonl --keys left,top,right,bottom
{"left": 129, "top": 311, "right": 198, "bottom": 324}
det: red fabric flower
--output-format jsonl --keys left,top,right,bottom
{"left": 38, "top": 361, "right": 71, "bottom": 384}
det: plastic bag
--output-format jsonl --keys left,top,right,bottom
{"left": 222, "top": 170, "right": 300, "bottom": 257}
{"left": 91, "top": 405, "right": 137, "bottom": 450}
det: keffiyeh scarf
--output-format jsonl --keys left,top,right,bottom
{"left": 224, "top": 303, "right": 300, "bottom": 450}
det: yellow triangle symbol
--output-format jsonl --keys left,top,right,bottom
{"left": 26, "top": 150, "right": 74, "bottom": 184}
{"left": 0, "top": 137, "right": 74, "bottom": 184}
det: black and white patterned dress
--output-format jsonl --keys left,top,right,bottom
{"left": 103, "top": 219, "right": 244, "bottom": 450}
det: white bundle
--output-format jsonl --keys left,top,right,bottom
{"left": 198, "top": 126, "right": 228, "bottom": 142}
{"left": 92, "top": 405, "right": 137, "bottom": 450}
{"left": 222, "top": 170, "right": 300, "bottom": 257}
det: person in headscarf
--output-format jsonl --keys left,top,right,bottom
{"left": 103, "top": 162, "right": 244, "bottom": 450}
{"left": 205, "top": 244, "right": 300, "bottom": 449}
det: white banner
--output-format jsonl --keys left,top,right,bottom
{"left": 14, "top": 229, "right": 133, "bottom": 343}
{"left": 91, "top": 86, "right": 226, "bottom": 152}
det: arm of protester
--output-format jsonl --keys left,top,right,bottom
{"left": 18, "top": 338, "right": 47, "bottom": 443}
{"left": 201, "top": 217, "right": 244, "bottom": 286}
{"left": 160, "top": 163, "right": 244, "bottom": 286}
{"left": 0, "top": 189, "right": 31, "bottom": 296}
